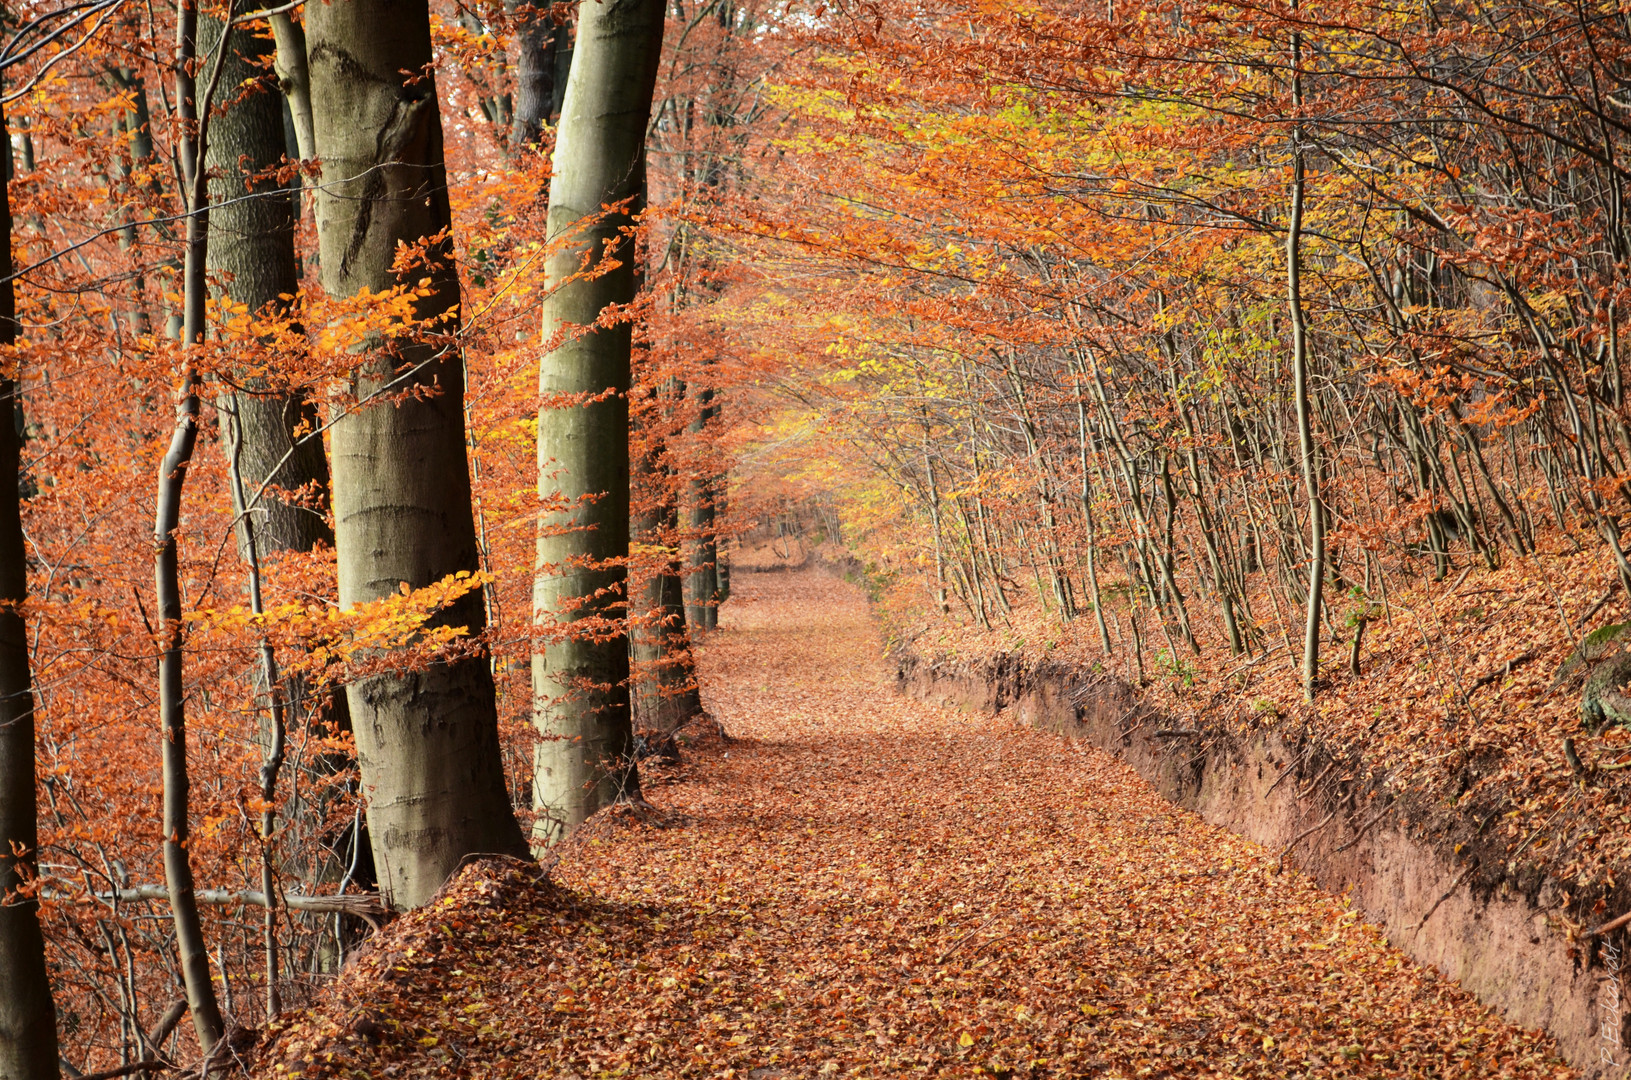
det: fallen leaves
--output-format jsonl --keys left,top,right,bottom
{"left": 252, "top": 570, "right": 1575, "bottom": 1079}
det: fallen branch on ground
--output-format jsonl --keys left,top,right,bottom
{"left": 63, "top": 885, "right": 387, "bottom": 921}
{"left": 1470, "top": 647, "right": 1541, "bottom": 690}
{"left": 72, "top": 1062, "right": 171, "bottom": 1080}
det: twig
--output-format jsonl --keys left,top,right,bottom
{"left": 1223, "top": 644, "right": 1282, "bottom": 682}
{"left": 1576, "top": 583, "right": 1621, "bottom": 630}
{"left": 1276, "top": 811, "right": 1335, "bottom": 872}
{"left": 933, "top": 913, "right": 1001, "bottom": 965}
{"left": 1422, "top": 803, "right": 1566, "bottom": 936}
{"left": 1333, "top": 802, "right": 1395, "bottom": 853}
{"left": 74, "top": 1064, "right": 171, "bottom": 1080}
{"left": 66, "top": 885, "right": 386, "bottom": 922}
{"left": 1112, "top": 705, "right": 1142, "bottom": 730}
{"left": 1511, "top": 804, "right": 1567, "bottom": 862}
{"left": 1470, "top": 647, "right": 1540, "bottom": 690}
{"left": 1297, "top": 759, "right": 1338, "bottom": 798}
{"left": 1412, "top": 861, "right": 1477, "bottom": 935}
{"left": 1265, "top": 747, "right": 1308, "bottom": 797}
{"left": 1592, "top": 910, "right": 1631, "bottom": 937}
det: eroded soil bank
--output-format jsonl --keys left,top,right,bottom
{"left": 897, "top": 636, "right": 1630, "bottom": 1078}
{"left": 257, "top": 570, "right": 1580, "bottom": 1079}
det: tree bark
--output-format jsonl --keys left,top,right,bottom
{"left": 202, "top": 15, "right": 368, "bottom": 964}
{"left": 1287, "top": 28, "right": 1324, "bottom": 702}
{"left": 508, "top": 0, "right": 567, "bottom": 151}
{"left": 532, "top": 0, "right": 666, "bottom": 844}
{"left": 203, "top": 16, "right": 332, "bottom": 558}
{"left": 268, "top": 14, "right": 314, "bottom": 165}
{"left": 308, "top": 0, "right": 528, "bottom": 909}
{"left": 630, "top": 401, "right": 703, "bottom": 740}
{"left": 685, "top": 385, "right": 720, "bottom": 632}
{"left": 156, "top": 0, "right": 227, "bottom": 1051}
{"left": 0, "top": 98, "right": 60, "bottom": 1080}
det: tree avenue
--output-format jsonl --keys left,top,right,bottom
{"left": 7, "top": 0, "right": 1631, "bottom": 1074}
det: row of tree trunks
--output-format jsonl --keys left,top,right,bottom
{"left": 5, "top": 0, "right": 700, "bottom": 1066}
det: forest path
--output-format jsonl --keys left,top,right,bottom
{"left": 258, "top": 569, "right": 1573, "bottom": 1079}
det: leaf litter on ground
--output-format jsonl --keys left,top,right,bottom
{"left": 253, "top": 569, "right": 1576, "bottom": 1079}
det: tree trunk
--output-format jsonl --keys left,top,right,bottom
{"left": 308, "top": 0, "right": 528, "bottom": 909}
{"left": 202, "top": 15, "right": 370, "bottom": 960}
{"left": 1287, "top": 29, "right": 1324, "bottom": 702}
{"left": 630, "top": 413, "right": 703, "bottom": 740}
{"left": 685, "top": 384, "right": 720, "bottom": 632}
{"left": 508, "top": 0, "right": 567, "bottom": 151}
{"left": 0, "top": 98, "right": 60, "bottom": 1080}
{"left": 268, "top": 14, "right": 314, "bottom": 165}
{"left": 204, "top": 16, "right": 331, "bottom": 558}
{"left": 532, "top": 0, "right": 666, "bottom": 845}
{"left": 156, "top": 0, "right": 227, "bottom": 1051}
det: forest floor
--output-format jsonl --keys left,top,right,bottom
{"left": 253, "top": 569, "right": 1577, "bottom": 1079}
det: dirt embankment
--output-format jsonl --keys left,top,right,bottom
{"left": 896, "top": 648, "right": 1631, "bottom": 1078}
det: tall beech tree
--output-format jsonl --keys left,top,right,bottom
{"left": 508, "top": 0, "right": 568, "bottom": 151}
{"left": 308, "top": 0, "right": 527, "bottom": 907}
{"left": 1285, "top": 18, "right": 1323, "bottom": 702}
{"left": 532, "top": 0, "right": 667, "bottom": 843}
{"left": 630, "top": 380, "right": 704, "bottom": 739}
{"left": 204, "top": 16, "right": 332, "bottom": 560}
{"left": 154, "top": 0, "right": 228, "bottom": 1050}
{"left": 0, "top": 97, "right": 58, "bottom": 1080}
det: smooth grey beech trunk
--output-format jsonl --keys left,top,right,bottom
{"left": 0, "top": 99, "right": 59, "bottom": 1080}
{"left": 268, "top": 14, "right": 314, "bottom": 165}
{"left": 630, "top": 538, "right": 705, "bottom": 735}
{"left": 156, "top": 0, "right": 227, "bottom": 1050}
{"left": 308, "top": 0, "right": 527, "bottom": 908}
{"left": 532, "top": 0, "right": 666, "bottom": 844}
{"left": 1286, "top": 24, "right": 1324, "bottom": 703}
{"left": 685, "top": 385, "right": 720, "bottom": 632}
{"left": 201, "top": 15, "right": 342, "bottom": 1010}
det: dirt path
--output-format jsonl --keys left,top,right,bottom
{"left": 258, "top": 570, "right": 1575, "bottom": 1079}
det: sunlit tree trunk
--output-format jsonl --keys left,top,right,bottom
{"left": 1287, "top": 25, "right": 1324, "bottom": 702}
{"left": 532, "top": 0, "right": 666, "bottom": 844}
{"left": 156, "top": 0, "right": 226, "bottom": 1051}
{"left": 268, "top": 14, "right": 314, "bottom": 165}
{"left": 0, "top": 98, "right": 59, "bottom": 1080}
{"left": 309, "top": 0, "right": 528, "bottom": 908}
